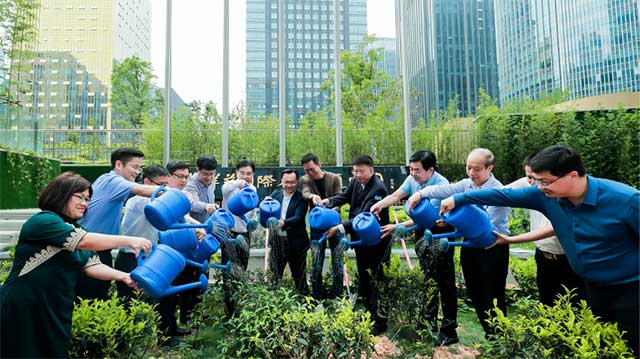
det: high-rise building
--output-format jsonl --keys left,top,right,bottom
{"left": 246, "top": 0, "right": 368, "bottom": 122}
{"left": 494, "top": 0, "right": 640, "bottom": 103}
{"left": 396, "top": 0, "right": 499, "bottom": 124}
{"left": 369, "top": 37, "right": 399, "bottom": 81}
{"left": 22, "top": 0, "right": 151, "bottom": 129}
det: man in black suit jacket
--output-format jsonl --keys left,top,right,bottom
{"left": 322, "top": 155, "right": 391, "bottom": 336}
{"left": 270, "top": 169, "right": 310, "bottom": 294}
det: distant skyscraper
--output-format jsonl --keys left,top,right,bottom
{"left": 396, "top": 0, "right": 499, "bottom": 124}
{"left": 369, "top": 37, "right": 398, "bottom": 80}
{"left": 20, "top": 0, "right": 151, "bottom": 129}
{"left": 246, "top": 0, "right": 368, "bottom": 122}
{"left": 494, "top": 0, "right": 640, "bottom": 103}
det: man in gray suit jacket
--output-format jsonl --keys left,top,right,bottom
{"left": 300, "top": 153, "right": 343, "bottom": 300}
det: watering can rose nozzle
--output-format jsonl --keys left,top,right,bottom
{"left": 267, "top": 217, "right": 279, "bottom": 228}
{"left": 246, "top": 219, "right": 258, "bottom": 232}
{"left": 394, "top": 224, "right": 408, "bottom": 236}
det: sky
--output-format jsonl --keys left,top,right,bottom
{"left": 150, "top": 0, "right": 396, "bottom": 108}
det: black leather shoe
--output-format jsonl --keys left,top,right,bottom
{"left": 433, "top": 331, "right": 459, "bottom": 346}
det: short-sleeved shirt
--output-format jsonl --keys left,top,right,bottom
{"left": 399, "top": 171, "right": 449, "bottom": 210}
{"left": 78, "top": 170, "right": 139, "bottom": 234}
{"left": 119, "top": 195, "right": 159, "bottom": 253}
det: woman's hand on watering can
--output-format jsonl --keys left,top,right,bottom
{"left": 127, "top": 236, "right": 152, "bottom": 257}
{"left": 380, "top": 224, "right": 397, "bottom": 239}
{"left": 195, "top": 228, "right": 206, "bottom": 241}
{"left": 439, "top": 197, "right": 456, "bottom": 215}
{"left": 406, "top": 192, "right": 422, "bottom": 212}
{"left": 485, "top": 230, "right": 511, "bottom": 249}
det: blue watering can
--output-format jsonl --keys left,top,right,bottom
{"left": 144, "top": 186, "right": 215, "bottom": 233}
{"left": 131, "top": 244, "right": 209, "bottom": 299}
{"left": 349, "top": 212, "right": 383, "bottom": 247}
{"left": 186, "top": 233, "right": 220, "bottom": 262}
{"left": 227, "top": 184, "right": 259, "bottom": 224}
{"left": 259, "top": 196, "right": 281, "bottom": 228}
{"left": 157, "top": 228, "right": 199, "bottom": 253}
{"left": 429, "top": 205, "right": 497, "bottom": 251}
{"left": 209, "top": 209, "right": 235, "bottom": 230}
{"left": 144, "top": 187, "right": 191, "bottom": 231}
{"left": 308, "top": 206, "right": 341, "bottom": 245}
{"left": 397, "top": 197, "right": 440, "bottom": 234}
{"left": 183, "top": 235, "right": 233, "bottom": 273}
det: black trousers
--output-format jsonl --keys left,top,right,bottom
{"left": 76, "top": 249, "right": 112, "bottom": 301}
{"left": 460, "top": 244, "right": 509, "bottom": 336}
{"left": 270, "top": 234, "right": 310, "bottom": 295}
{"left": 415, "top": 226, "right": 458, "bottom": 336}
{"left": 584, "top": 280, "right": 639, "bottom": 357}
{"left": 353, "top": 233, "right": 391, "bottom": 330}
{"left": 310, "top": 228, "right": 344, "bottom": 299}
{"left": 534, "top": 248, "right": 586, "bottom": 306}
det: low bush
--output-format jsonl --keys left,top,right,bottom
{"left": 510, "top": 256, "right": 538, "bottom": 299}
{"left": 380, "top": 254, "right": 434, "bottom": 329}
{"left": 482, "top": 293, "right": 634, "bottom": 358}
{"left": 204, "top": 274, "right": 374, "bottom": 358}
{"left": 70, "top": 296, "right": 159, "bottom": 358}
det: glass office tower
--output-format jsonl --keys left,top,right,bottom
{"left": 396, "top": 0, "right": 499, "bottom": 125}
{"left": 494, "top": 0, "right": 640, "bottom": 103}
{"left": 246, "top": 0, "right": 368, "bottom": 122}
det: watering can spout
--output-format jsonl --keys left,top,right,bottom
{"left": 163, "top": 273, "right": 208, "bottom": 296}
{"left": 209, "top": 260, "right": 233, "bottom": 274}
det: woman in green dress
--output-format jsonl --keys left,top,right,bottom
{"left": 0, "top": 172, "right": 153, "bottom": 358}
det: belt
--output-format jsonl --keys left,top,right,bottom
{"left": 541, "top": 251, "right": 564, "bottom": 260}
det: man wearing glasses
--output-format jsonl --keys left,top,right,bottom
{"left": 502, "top": 152, "right": 585, "bottom": 306}
{"left": 439, "top": 145, "right": 639, "bottom": 355}
{"left": 76, "top": 147, "right": 160, "bottom": 301}
{"left": 185, "top": 156, "right": 218, "bottom": 223}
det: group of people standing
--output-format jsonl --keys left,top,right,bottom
{"left": 0, "top": 143, "right": 638, "bottom": 358}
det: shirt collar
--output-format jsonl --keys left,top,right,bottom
{"left": 582, "top": 175, "right": 598, "bottom": 206}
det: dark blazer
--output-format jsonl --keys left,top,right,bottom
{"left": 327, "top": 174, "right": 389, "bottom": 233}
{"left": 270, "top": 188, "right": 309, "bottom": 245}
{"left": 300, "top": 171, "right": 343, "bottom": 200}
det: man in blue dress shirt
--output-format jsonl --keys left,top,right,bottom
{"left": 440, "top": 144, "right": 639, "bottom": 355}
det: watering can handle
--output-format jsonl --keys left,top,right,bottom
{"left": 136, "top": 243, "right": 156, "bottom": 267}
{"left": 149, "top": 186, "right": 167, "bottom": 202}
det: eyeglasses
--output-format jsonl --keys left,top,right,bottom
{"left": 172, "top": 173, "right": 189, "bottom": 180}
{"left": 72, "top": 194, "right": 91, "bottom": 203}
{"left": 534, "top": 173, "right": 568, "bottom": 188}
{"left": 149, "top": 179, "right": 169, "bottom": 186}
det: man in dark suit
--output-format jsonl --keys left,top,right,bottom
{"left": 322, "top": 155, "right": 390, "bottom": 336}
{"left": 270, "top": 169, "right": 310, "bottom": 294}
{"left": 300, "top": 153, "right": 344, "bottom": 299}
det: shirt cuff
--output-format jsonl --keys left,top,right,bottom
{"left": 337, "top": 224, "right": 345, "bottom": 234}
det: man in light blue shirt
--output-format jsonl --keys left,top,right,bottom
{"left": 185, "top": 156, "right": 218, "bottom": 223}
{"left": 406, "top": 148, "right": 510, "bottom": 338}
{"left": 370, "top": 150, "right": 458, "bottom": 345}
{"left": 76, "top": 147, "right": 159, "bottom": 300}
{"left": 440, "top": 145, "right": 639, "bottom": 354}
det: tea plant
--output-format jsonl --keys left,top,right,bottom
{"left": 70, "top": 296, "right": 159, "bottom": 358}
{"left": 509, "top": 256, "right": 538, "bottom": 299}
{"left": 482, "top": 293, "right": 634, "bottom": 358}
